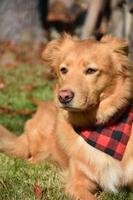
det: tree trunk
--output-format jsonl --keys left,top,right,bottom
{"left": 81, "top": 0, "right": 104, "bottom": 39}
{"left": 0, "top": 0, "right": 45, "bottom": 43}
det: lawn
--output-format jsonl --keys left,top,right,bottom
{"left": 0, "top": 42, "right": 133, "bottom": 200}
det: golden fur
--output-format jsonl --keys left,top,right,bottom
{"left": 0, "top": 35, "right": 133, "bottom": 200}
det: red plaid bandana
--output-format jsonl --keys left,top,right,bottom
{"left": 74, "top": 104, "right": 133, "bottom": 161}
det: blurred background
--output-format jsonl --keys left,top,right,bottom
{"left": 0, "top": 0, "right": 133, "bottom": 42}
{"left": 0, "top": 0, "right": 133, "bottom": 43}
{"left": 0, "top": 0, "right": 133, "bottom": 64}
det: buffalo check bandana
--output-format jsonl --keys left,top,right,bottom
{"left": 74, "top": 104, "right": 133, "bottom": 160}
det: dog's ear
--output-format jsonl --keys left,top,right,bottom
{"left": 42, "top": 38, "right": 62, "bottom": 68}
{"left": 101, "top": 35, "right": 129, "bottom": 56}
{"left": 42, "top": 34, "right": 73, "bottom": 69}
{"left": 101, "top": 35, "right": 132, "bottom": 75}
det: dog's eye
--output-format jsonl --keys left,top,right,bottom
{"left": 84, "top": 68, "right": 97, "bottom": 75}
{"left": 60, "top": 67, "right": 68, "bottom": 74}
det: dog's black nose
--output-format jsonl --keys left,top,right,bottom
{"left": 58, "top": 90, "right": 74, "bottom": 104}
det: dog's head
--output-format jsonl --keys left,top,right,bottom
{"left": 42, "top": 34, "right": 133, "bottom": 122}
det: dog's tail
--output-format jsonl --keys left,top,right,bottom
{"left": 0, "top": 99, "right": 45, "bottom": 159}
{"left": 0, "top": 125, "right": 29, "bottom": 159}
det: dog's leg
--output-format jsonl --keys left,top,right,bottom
{"left": 0, "top": 125, "right": 29, "bottom": 158}
{"left": 65, "top": 160, "right": 98, "bottom": 200}
{"left": 65, "top": 176, "right": 97, "bottom": 200}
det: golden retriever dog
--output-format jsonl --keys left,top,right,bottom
{"left": 0, "top": 34, "right": 133, "bottom": 200}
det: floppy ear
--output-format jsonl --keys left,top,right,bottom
{"left": 42, "top": 38, "right": 62, "bottom": 68}
{"left": 101, "top": 35, "right": 131, "bottom": 74}
{"left": 101, "top": 35, "right": 129, "bottom": 56}
{"left": 42, "top": 34, "right": 74, "bottom": 69}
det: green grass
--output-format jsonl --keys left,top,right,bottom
{"left": 0, "top": 155, "right": 68, "bottom": 200}
{"left": 0, "top": 57, "right": 133, "bottom": 199}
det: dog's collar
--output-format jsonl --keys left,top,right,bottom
{"left": 74, "top": 104, "right": 133, "bottom": 161}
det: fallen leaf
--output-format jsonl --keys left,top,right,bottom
{"left": 19, "top": 84, "right": 33, "bottom": 92}
{"left": 33, "top": 185, "right": 44, "bottom": 198}
{"left": 0, "top": 106, "right": 35, "bottom": 115}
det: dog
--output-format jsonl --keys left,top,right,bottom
{"left": 0, "top": 34, "right": 133, "bottom": 200}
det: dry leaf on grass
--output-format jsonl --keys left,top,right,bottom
{"left": 33, "top": 185, "right": 44, "bottom": 198}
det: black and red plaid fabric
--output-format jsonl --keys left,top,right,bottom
{"left": 74, "top": 104, "right": 133, "bottom": 160}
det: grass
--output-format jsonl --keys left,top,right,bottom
{"left": 0, "top": 48, "right": 133, "bottom": 200}
{"left": 0, "top": 155, "right": 68, "bottom": 200}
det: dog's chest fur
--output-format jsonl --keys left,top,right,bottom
{"left": 76, "top": 137, "right": 123, "bottom": 192}
{"left": 57, "top": 112, "right": 133, "bottom": 192}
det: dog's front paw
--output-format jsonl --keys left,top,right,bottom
{"left": 96, "top": 105, "right": 117, "bottom": 123}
